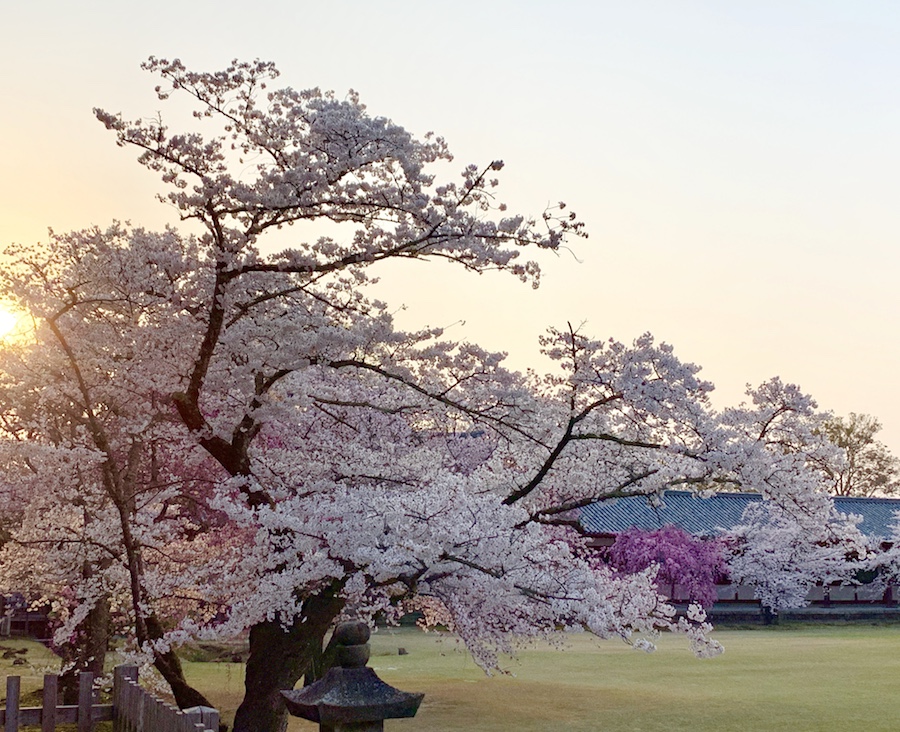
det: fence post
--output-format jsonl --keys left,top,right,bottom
{"left": 78, "top": 671, "right": 94, "bottom": 732}
{"left": 113, "top": 666, "right": 138, "bottom": 732}
{"left": 41, "top": 674, "right": 58, "bottom": 732}
{"left": 184, "top": 705, "right": 220, "bottom": 732}
{"left": 183, "top": 708, "right": 200, "bottom": 732}
{"left": 4, "top": 676, "right": 19, "bottom": 732}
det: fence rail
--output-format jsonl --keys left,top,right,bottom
{"left": 0, "top": 666, "right": 219, "bottom": 732}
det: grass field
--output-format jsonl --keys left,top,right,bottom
{"left": 5, "top": 624, "right": 900, "bottom": 731}
{"left": 180, "top": 623, "right": 900, "bottom": 732}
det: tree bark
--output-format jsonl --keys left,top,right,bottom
{"left": 144, "top": 614, "right": 216, "bottom": 709}
{"left": 60, "top": 593, "right": 110, "bottom": 704}
{"left": 304, "top": 630, "right": 340, "bottom": 686}
{"left": 232, "top": 592, "right": 345, "bottom": 732}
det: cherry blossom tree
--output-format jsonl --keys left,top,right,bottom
{"left": 0, "top": 57, "right": 856, "bottom": 732}
{"left": 0, "top": 226, "right": 222, "bottom": 707}
{"left": 862, "top": 520, "right": 900, "bottom": 600}
{"left": 711, "top": 380, "right": 872, "bottom": 620}
{"left": 725, "top": 501, "right": 868, "bottom": 621}
{"left": 606, "top": 526, "right": 727, "bottom": 608}
{"left": 715, "top": 378, "right": 841, "bottom": 515}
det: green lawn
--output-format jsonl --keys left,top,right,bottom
{"left": 5, "top": 626, "right": 900, "bottom": 731}
{"left": 179, "top": 624, "right": 900, "bottom": 732}
{"left": 0, "top": 639, "right": 66, "bottom": 703}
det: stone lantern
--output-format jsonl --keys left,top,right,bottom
{"left": 281, "top": 621, "right": 424, "bottom": 732}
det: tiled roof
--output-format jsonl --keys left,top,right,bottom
{"left": 835, "top": 495, "right": 900, "bottom": 540}
{"left": 579, "top": 491, "right": 900, "bottom": 541}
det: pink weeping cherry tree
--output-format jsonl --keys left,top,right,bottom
{"left": 606, "top": 526, "right": 728, "bottom": 609}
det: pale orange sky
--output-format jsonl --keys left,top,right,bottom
{"left": 3, "top": 1, "right": 900, "bottom": 450}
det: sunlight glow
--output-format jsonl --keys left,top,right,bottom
{"left": 0, "top": 308, "right": 19, "bottom": 339}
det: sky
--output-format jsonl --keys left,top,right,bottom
{"left": 2, "top": 1, "right": 900, "bottom": 450}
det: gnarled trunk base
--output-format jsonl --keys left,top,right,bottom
{"left": 232, "top": 593, "right": 345, "bottom": 732}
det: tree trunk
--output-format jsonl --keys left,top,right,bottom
{"left": 60, "top": 593, "right": 110, "bottom": 704}
{"left": 304, "top": 630, "right": 340, "bottom": 686}
{"left": 144, "top": 614, "right": 216, "bottom": 709}
{"left": 116, "top": 502, "right": 215, "bottom": 710}
{"left": 232, "top": 592, "right": 345, "bottom": 732}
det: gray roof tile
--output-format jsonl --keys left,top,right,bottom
{"left": 579, "top": 492, "right": 900, "bottom": 541}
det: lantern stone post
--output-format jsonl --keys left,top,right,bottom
{"left": 281, "top": 621, "right": 424, "bottom": 732}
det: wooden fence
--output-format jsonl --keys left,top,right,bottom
{"left": 113, "top": 666, "right": 219, "bottom": 732}
{"left": 0, "top": 666, "right": 219, "bottom": 732}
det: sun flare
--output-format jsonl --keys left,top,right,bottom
{"left": 0, "top": 308, "right": 19, "bottom": 339}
